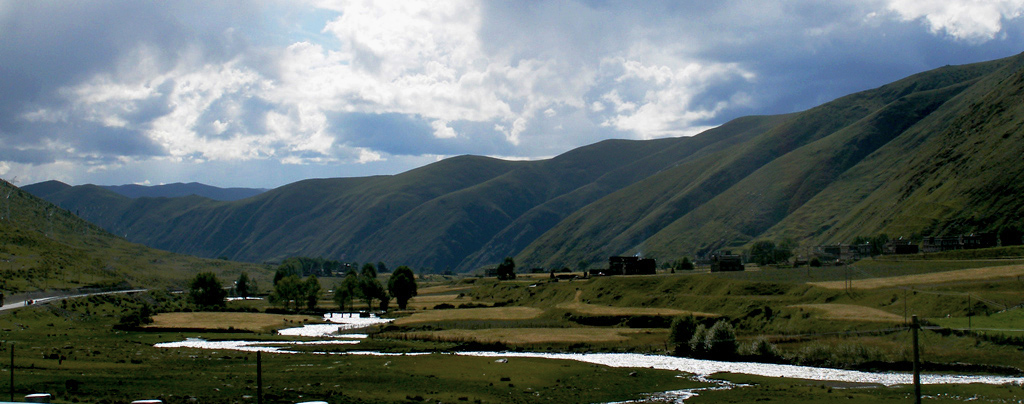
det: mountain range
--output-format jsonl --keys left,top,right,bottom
{"left": 22, "top": 52, "right": 1024, "bottom": 273}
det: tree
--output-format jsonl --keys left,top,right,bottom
{"left": 361, "top": 262, "right": 377, "bottom": 278}
{"left": 270, "top": 275, "right": 304, "bottom": 310}
{"left": 236, "top": 272, "right": 252, "bottom": 298}
{"left": 376, "top": 261, "right": 389, "bottom": 274}
{"left": 189, "top": 272, "right": 227, "bottom": 308}
{"left": 334, "top": 270, "right": 359, "bottom": 311}
{"left": 750, "top": 241, "right": 777, "bottom": 266}
{"left": 497, "top": 257, "right": 516, "bottom": 280}
{"left": 358, "top": 273, "right": 385, "bottom": 311}
{"left": 703, "top": 320, "right": 738, "bottom": 359}
{"left": 675, "top": 257, "right": 695, "bottom": 271}
{"left": 669, "top": 315, "right": 699, "bottom": 356}
{"left": 304, "top": 275, "right": 321, "bottom": 310}
{"left": 388, "top": 266, "right": 418, "bottom": 310}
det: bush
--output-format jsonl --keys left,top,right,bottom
{"left": 704, "top": 320, "right": 738, "bottom": 359}
{"left": 668, "top": 315, "right": 699, "bottom": 356}
{"left": 740, "top": 337, "right": 783, "bottom": 362}
{"left": 688, "top": 324, "right": 708, "bottom": 354}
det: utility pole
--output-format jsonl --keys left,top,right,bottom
{"left": 903, "top": 289, "right": 908, "bottom": 324}
{"left": 912, "top": 315, "right": 921, "bottom": 404}
{"left": 257, "top": 351, "right": 263, "bottom": 404}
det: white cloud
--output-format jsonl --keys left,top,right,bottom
{"left": 885, "top": 0, "right": 1024, "bottom": 41}
{"left": 431, "top": 120, "right": 458, "bottom": 139}
{"left": 598, "top": 56, "right": 755, "bottom": 138}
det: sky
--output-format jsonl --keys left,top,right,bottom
{"left": 2, "top": 1, "right": 1023, "bottom": 189}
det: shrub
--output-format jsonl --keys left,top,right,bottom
{"left": 704, "top": 320, "right": 738, "bottom": 359}
{"left": 688, "top": 324, "right": 708, "bottom": 354}
{"left": 668, "top": 315, "right": 699, "bottom": 356}
{"left": 740, "top": 337, "right": 783, "bottom": 362}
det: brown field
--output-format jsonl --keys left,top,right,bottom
{"left": 404, "top": 293, "right": 490, "bottom": 310}
{"left": 393, "top": 327, "right": 664, "bottom": 344}
{"left": 145, "top": 312, "right": 320, "bottom": 332}
{"left": 557, "top": 301, "right": 717, "bottom": 317}
{"left": 809, "top": 264, "right": 1024, "bottom": 290}
{"left": 417, "top": 284, "right": 477, "bottom": 295}
{"left": 392, "top": 307, "right": 544, "bottom": 326}
{"left": 789, "top": 304, "right": 905, "bottom": 323}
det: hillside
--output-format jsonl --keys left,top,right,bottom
{"left": 0, "top": 179, "right": 267, "bottom": 295}
{"left": 22, "top": 52, "right": 1024, "bottom": 272}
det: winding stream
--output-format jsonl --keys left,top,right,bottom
{"left": 154, "top": 312, "right": 1024, "bottom": 404}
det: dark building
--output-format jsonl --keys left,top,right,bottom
{"left": 606, "top": 256, "right": 657, "bottom": 275}
{"left": 710, "top": 251, "right": 744, "bottom": 272}
{"left": 884, "top": 238, "right": 919, "bottom": 255}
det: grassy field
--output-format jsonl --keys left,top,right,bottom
{"left": 391, "top": 307, "right": 544, "bottom": 326}
{"left": 809, "top": 264, "right": 1024, "bottom": 289}
{"left": 931, "top": 308, "right": 1024, "bottom": 336}
{"left": 145, "top": 312, "right": 320, "bottom": 333}
{"left": 387, "top": 327, "right": 664, "bottom": 345}
{"left": 788, "top": 304, "right": 905, "bottom": 323}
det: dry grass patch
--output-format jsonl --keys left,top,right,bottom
{"left": 394, "top": 327, "right": 660, "bottom": 344}
{"left": 145, "top": 312, "right": 319, "bottom": 332}
{"left": 809, "top": 265, "right": 1024, "bottom": 290}
{"left": 557, "top": 302, "right": 717, "bottom": 317}
{"left": 790, "top": 304, "right": 904, "bottom": 323}
{"left": 392, "top": 307, "right": 544, "bottom": 326}
{"left": 417, "top": 284, "right": 476, "bottom": 295}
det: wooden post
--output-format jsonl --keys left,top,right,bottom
{"left": 912, "top": 315, "right": 921, "bottom": 404}
{"left": 9, "top": 343, "right": 14, "bottom": 402}
{"left": 257, "top": 351, "right": 263, "bottom": 404}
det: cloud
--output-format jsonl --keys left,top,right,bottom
{"left": 1, "top": 0, "right": 1023, "bottom": 188}
{"left": 885, "top": 0, "right": 1024, "bottom": 42}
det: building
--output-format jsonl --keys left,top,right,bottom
{"left": 884, "top": 238, "right": 919, "bottom": 255}
{"left": 604, "top": 256, "right": 657, "bottom": 275}
{"left": 710, "top": 251, "right": 744, "bottom": 272}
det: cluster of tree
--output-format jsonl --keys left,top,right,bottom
{"left": 496, "top": 257, "right": 516, "bottom": 280}
{"left": 749, "top": 240, "right": 794, "bottom": 266}
{"left": 276, "top": 257, "right": 391, "bottom": 279}
{"left": 189, "top": 272, "right": 227, "bottom": 309}
{"left": 333, "top": 263, "right": 394, "bottom": 311}
{"left": 234, "top": 272, "right": 256, "bottom": 298}
{"left": 671, "top": 257, "right": 695, "bottom": 272}
{"left": 851, "top": 234, "right": 890, "bottom": 256}
{"left": 271, "top": 274, "right": 322, "bottom": 310}
{"left": 668, "top": 316, "right": 737, "bottom": 359}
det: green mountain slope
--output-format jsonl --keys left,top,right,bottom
{"left": 23, "top": 52, "right": 1024, "bottom": 273}
{"left": 0, "top": 179, "right": 266, "bottom": 294}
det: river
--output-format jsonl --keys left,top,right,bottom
{"left": 153, "top": 314, "right": 1024, "bottom": 388}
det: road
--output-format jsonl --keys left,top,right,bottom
{"left": 0, "top": 289, "right": 147, "bottom": 312}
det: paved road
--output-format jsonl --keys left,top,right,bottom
{"left": 0, "top": 289, "right": 147, "bottom": 312}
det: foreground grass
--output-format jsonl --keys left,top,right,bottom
{"left": 690, "top": 374, "right": 1024, "bottom": 403}
{"left": 1, "top": 296, "right": 707, "bottom": 404}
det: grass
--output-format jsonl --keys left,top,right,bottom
{"left": 809, "top": 264, "right": 1024, "bottom": 289}
{"left": 392, "top": 306, "right": 545, "bottom": 326}
{"left": 145, "top": 312, "right": 320, "bottom": 333}
{"left": 386, "top": 327, "right": 664, "bottom": 345}
{"left": 789, "top": 304, "right": 904, "bottom": 323}
{"left": 691, "top": 373, "right": 1024, "bottom": 403}
{"left": 0, "top": 294, "right": 709, "bottom": 404}
{"left": 931, "top": 307, "right": 1024, "bottom": 336}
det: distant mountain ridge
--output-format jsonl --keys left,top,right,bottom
{"left": 21, "top": 52, "right": 1024, "bottom": 273}
{"left": 26, "top": 181, "right": 267, "bottom": 201}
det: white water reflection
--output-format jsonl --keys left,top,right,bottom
{"left": 276, "top": 313, "right": 393, "bottom": 337}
